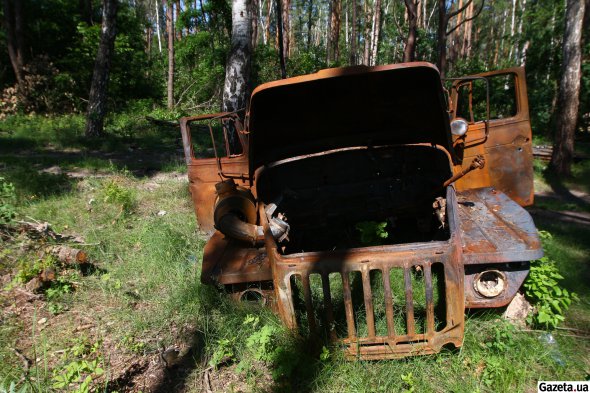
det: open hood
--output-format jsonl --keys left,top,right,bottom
{"left": 247, "top": 62, "right": 454, "bottom": 172}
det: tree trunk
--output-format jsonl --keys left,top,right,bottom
{"left": 436, "top": 0, "right": 447, "bottom": 78}
{"left": 3, "top": 0, "right": 26, "bottom": 86}
{"left": 306, "top": 0, "right": 313, "bottom": 50}
{"left": 350, "top": 0, "right": 357, "bottom": 65}
{"left": 79, "top": 0, "right": 93, "bottom": 25}
{"left": 147, "top": 25, "right": 152, "bottom": 58}
{"left": 508, "top": 0, "right": 516, "bottom": 61}
{"left": 516, "top": 0, "right": 526, "bottom": 63}
{"left": 549, "top": 0, "right": 586, "bottom": 175}
{"left": 175, "top": 0, "right": 182, "bottom": 40}
{"left": 166, "top": 1, "right": 175, "bottom": 109}
{"left": 222, "top": 0, "right": 252, "bottom": 110}
{"left": 265, "top": 0, "right": 273, "bottom": 46}
{"left": 85, "top": 0, "right": 118, "bottom": 137}
{"left": 252, "top": 0, "right": 259, "bottom": 47}
{"left": 461, "top": 0, "right": 474, "bottom": 58}
{"left": 363, "top": 0, "right": 371, "bottom": 65}
{"left": 328, "top": 0, "right": 341, "bottom": 64}
{"left": 276, "top": 0, "right": 287, "bottom": 78}
{"left": 223, "top": 0, "right": 252, "bottom": 153}
{"left": 403, "top": 0, "right": 417, "bottom": 62}
{"left": 282, "top": 0, "right": 290, "bottom": 57}
{"left": 370, "top": 0, "right": 381, "bottom": 65}
{"left": 155, "top": 0, "right": 163, "bottom": 53}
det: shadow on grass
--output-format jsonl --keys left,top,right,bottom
{"left": 532, "top": 215, "right": 590, "bottom": 300}
{"left": 543, "top": 170, "right": 590, "bottom": 207}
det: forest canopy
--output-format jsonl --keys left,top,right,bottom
{"left": 0, "top": 0, "right": 588, "bottom": 138}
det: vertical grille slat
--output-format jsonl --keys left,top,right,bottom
{"left": 322, "top": 272, "right": 337, "bottom": 340}
{"left": 301, "top": 274, "right": 317, "bottom": 334}
{"left": 404, "top": 267, "right": 415, "bottom": 336}
{"left": 424, "top": 263, "right": 435, "bottom": 335}
{"left": 342, "top": 272, "right": 357, "bottom": 338}
{"left": 361, "top": 269, "right": 376, "bottom": 338}
{"left": 382, "top": 268, "right": 396, "bottom": 336}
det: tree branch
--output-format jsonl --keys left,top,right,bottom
{"left": 446, "top": 0, "right": 484, "bottom": 36}
{"left": 447, "top": 0, "right": 473, "bottom": 20}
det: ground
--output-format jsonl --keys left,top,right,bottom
{"left": 0, "top": 115, "right": 589, "bottom": 392}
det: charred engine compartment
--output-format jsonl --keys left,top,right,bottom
{"left": 255, "top": 145, "right": 454, "bottom": 254}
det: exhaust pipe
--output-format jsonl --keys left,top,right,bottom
{"left": 213, "top": 180, "right": 289, "bottom": 245}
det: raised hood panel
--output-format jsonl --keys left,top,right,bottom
{"left": 247, "top": 62, "right": 453, "bottom": 172}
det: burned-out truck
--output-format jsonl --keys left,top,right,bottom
{"left": 179, "top": 62, "right": 543, "bottom": 360}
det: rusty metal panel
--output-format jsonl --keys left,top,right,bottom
{"left": 180, "top": 115, "right": 252, "bottom": 233}
{"left": 457, "top": 187, "right": 543, "bottom": 264}
{"left": 451, "top": 67, "right": 535, "bottom": 207}
{"left": 264, "top": 187, "right": 465, "bottom": 360}
{"left": 202, "top": 231, "right": 271, "bottom": 285}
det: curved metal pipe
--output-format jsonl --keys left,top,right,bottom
{"left": 217, "top": 213, "right": 265, "bottom": 245}
{"left": 216, "top": 212, "right": 290, "bottom": 246}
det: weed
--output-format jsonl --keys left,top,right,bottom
{"left": 319, "top": 346, "right": 330, "bottom": 362}
{"left": 524, "top": 255, "right": 578, "bottom": 329}
{"left": 120, "top": 335, "right": 147, "bottom": 354}
{"left": 101, "top": 180, "right": 135, "bottom": 214}
{"left": 209, "top": 337, "right": 236, "bottom": 368}
{"left": 401, "top": 372, "right": 416, "bottom": 393}
{"left": 13, "top": 255, "right": 58, "bottom": 285}
{"left": 51, "top": 359, "right": 103, "bottom": 392}
{"left": 355, "top": 221, "right": 388, "bottom": 245}
{"left": 482, "top": 356, "right": 504, "bottom": 387}
{"left": 0, "top": 380, "right": 30, "bottom": 393}
{"left": 483, "top": 321, "right": 515, "bottom": 352}
{"left": 51, "top": 339, "right": 103, "bottom": 393}
{"left": 0, "top": 177, "right": 17, "bottom": 224}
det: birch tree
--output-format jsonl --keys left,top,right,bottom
{"left": 549, "top": 0, "right": 586, "bottom": 175}
{"left": 85, "top": 0, "right": 118, "bottom": 137}
{"left": 222, "top": 0, "right": 252, "bottom": 114}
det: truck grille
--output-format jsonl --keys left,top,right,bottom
{"left": 271, "top": 245, "right": 465, "bottom": 360}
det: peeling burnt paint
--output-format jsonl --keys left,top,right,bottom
{"left": 179, "top": 62, "right": 543, "bottom": 360}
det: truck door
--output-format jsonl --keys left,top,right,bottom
{"left": 450, "top": 67, "right": 534, "bottom": 206}
{"left": 179, "top": 113, "right": 250, "bottom": 233}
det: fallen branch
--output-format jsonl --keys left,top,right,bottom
{"left": 556, "top": 326, "right": 590, "bottom": 335}
{"left": 11, "top": 347, "right": 31, "bottom": 384}
{"left": 49, "top": 245, "right": 88, "bottom": 264}
{"left": 13, "top": 287, "right": 43, "bottom": 301}
{"left": 203, "top": 366, "right": 214, "bottom": 393}
{"left": 15, "top": 220, "right": 85, "bottom": 244}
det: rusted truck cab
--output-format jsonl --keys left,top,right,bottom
{"left": 180, "top": 63, "right": 543, "bottom": 359}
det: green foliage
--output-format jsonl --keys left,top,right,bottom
{"left": 0, "top": 177, "right": 17, "bottom": 225}
{"left": 319, "top": 346, "right": 330, "bottom": 362}
{"left": 524, "top": 230, "right": 579, "bottom": 329}
{"left": 13, "top": 255, "right": 58, "bottom": 285}
{"left": 120, "top": 335, "right": 146, "bottom": 354}
{"left": 51, "top": 339, "right": 103, "bottom": 393}
{"left": 355, "top": 221, "right": 389, "bottom": 245}
{"left": 482, "top": 355, "right": 504, "bottom": 387}
{"left": 101, "top": 180, "right": 135, "bottom": 214}
{"left": 0, "top": 380, "right": 30, "bottom": 393}
{"left": 524, "top": 255, "right": 578, "bottom": 329}
{"left": 209, "top": 337, "right": 236, "bottom": 368}
{"left": 401, "top": 372, "right": 416, "bottom": 393}
{"left": 483, "top": 322, "right": 516, "bottom": 353}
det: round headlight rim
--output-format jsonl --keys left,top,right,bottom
{"left": 451, "top": 118, "right": 469, "bottom": 137}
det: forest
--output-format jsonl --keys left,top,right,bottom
{"left": 0, "top": 0, "right": 589, "bottom": 392}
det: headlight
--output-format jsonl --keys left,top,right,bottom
{"left": 451, "top": 118, "right": 469, "bottom": 136}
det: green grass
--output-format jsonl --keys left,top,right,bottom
{"left": 1, "top": 114, "right": 589, "bottom": 392}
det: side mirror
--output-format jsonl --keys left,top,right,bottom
{"left": 450, "top": 118, "right": 468, "bottom": 137}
